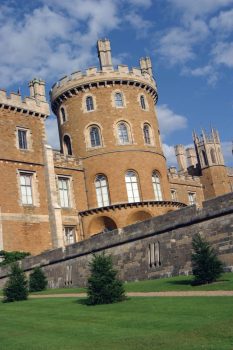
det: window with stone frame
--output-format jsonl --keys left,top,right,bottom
{"left": 117, "top": 122, "right": 131, "bottom": 144}
{"left": 188, "top": 192, "right": 196, "bottom": 205}
{"left": 19, "top": 172, "right": 34, "bottom": 205}
{"left": 60, "top": 107, "right": 67, "bottom": 123}
{"left": 90, "top": 126, "right": 101, "bottom": 147}
{"left": 152, "top": 171, "right": 163, "bottom": 201}
{"left": 125, "top": 170, "right": 140, "bottom": 202}
{"left": 95, "top": 174, "right": 110, "bottom": 207}
{"left": 171, "top": 189, "right": 178, "bottom": 202}
{"left": 18, "top": 128, "right": 28, "bottom": 150}
{"left": 140, "top": 95, "right": 146, "bottom": 110}
{"left": 143, "top": 123, "right": 152, "bottom": 144}
{"left": 86, "top": 96, "right": 94, "bottom": 111}
{"left": 114, "top": 92, "right": 124, "bottom": 107}
{"left": 64, "top": 226, "right": 76, "bottom": 245}
{"left": 58, "top": 177, "right": 71, "bottom": 208}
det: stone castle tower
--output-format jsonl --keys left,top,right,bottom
{"left": 50, "top": 39, "right": 183, "bottom": 236}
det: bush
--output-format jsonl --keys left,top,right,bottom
{"left": 191, "top": 233, "right": 224, "bottom": 285}
{"left": 0, "top": 250, "right": 30, "bottom": 267}
{"left": 3, "top": 263, "right": 28, "bottom": 302}
{"left": 87, "top": 253, "right": 125, "bottom": 305}
{"left": 29, "top": 267, "right": 48, "bottom": 292}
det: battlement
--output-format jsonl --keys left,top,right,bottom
{"left": 50, "top": 39, "right": 157, "bottom": 111}
{"left": 50, "top": 64, "right": 157, "bottom": 111}
{"left": 168, "top": 167, "right": 201, "bottom": 184}
{"left": 193, "top": 128, "right": 220, "bottom": 145}
{"left": 53, "top": 150, "right": 82, "bottom": 169}
{"left": 0, "top": 79, "right": 50, "bottom": 118}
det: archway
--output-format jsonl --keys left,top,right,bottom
{"left": 126, "top": 210, "right": 152, "bottom": 226}
{"left": 88, "top": 216, "right": 117, "bottom": 235}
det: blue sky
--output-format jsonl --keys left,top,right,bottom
{"left": 0, "top": 0, "right": 232, "bottom": 166}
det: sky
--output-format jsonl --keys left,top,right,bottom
{"left": 0, "top": 0, "right": 233, "bottom": 167}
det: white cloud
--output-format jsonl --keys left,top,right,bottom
{"left": 125, "top": 12, "right": 152, "bottom": 38}
{"left": 168, "top": 0, "right": 233, "bottom": 17}
{"left": 182, "top": 64, "right": 218, "bottom": 86}
{"left": 45, "top": 116, "right": 60, "bottom": 149}
{"left": 221, "top": 141, "right": 233, "bottom": 165}
{"left": 156, "top": 104, "right": 188, "bottom": 139}
{"left": 212, "top": 42, "right": 233, "bottom": 67}
{"left": 162, "top": 143, "right": 177, "bottom": 166}
{"left": 210, "top": 8, "right": 233, "bottom": 33}
{"left": 128, "top": 0, "right": 152, "bottom": 7}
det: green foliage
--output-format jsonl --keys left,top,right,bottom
{"left": 87, "top": 253, "right": 125, "bottom": 305}
{"left": 0, "top": 250, "right": 30, "bottom": 267}
{"left": 29, "top": 267, "right": 48, "bottom": 292}
{"left": 191, "top": 233, "right": 224, "bottom": 285}
{"left": 3, "top": 263, "right": 28, "bottom": 302}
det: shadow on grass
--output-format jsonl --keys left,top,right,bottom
{"left": 167, "top": 280, "right": 193, "bottom": 286}
{"left": 74, "top": 297, "right": 129, "bottom": 306}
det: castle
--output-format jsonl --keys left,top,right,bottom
{"left": 0, "top": 39, "right": 232, "bottom": 256}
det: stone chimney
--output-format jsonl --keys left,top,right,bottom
{"left": 97, "top": 39, "right": 113, "bottom": 71}
{"left": 175, "top": 145, "right": 187, "bottom": 172}
{"left": 186, "top": 147, "right": 197, "bottom": 167}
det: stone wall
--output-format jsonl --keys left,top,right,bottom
{"left": 0, "top": 191, "right": 233, "bottom": 288}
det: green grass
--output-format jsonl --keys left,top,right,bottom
{"left": 1, "top": 297, "right": 233, "bottom": 350}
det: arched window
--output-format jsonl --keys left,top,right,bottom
{"left": 114, "top": 92, "right": 123, "bottom": 107}
{"left": 152, "top": 171, "right": 163, "bottom": 201}
{"left": 202, "top": 150, "right": 208, "bottom": 166}
{"left": 90, "top": 126, "right": 101, "bottom": 147}
{"left": 210, "top": 148, "right": 216, "bottom": 164}
{"left": 125, "top": 170, "right": 140, "bottom": 202}
{"left": 118, "top": 122, "right": 129, "bottom": 144}
{"left": 140, "top": 95, "right": 146, "bottom": 110}
{"left": 95, "top": 174, "right": 110, "bottom": 207}
{"left": 60, "top": 107, "right": 67, "bottom": 123}
{"left": 143, "top": 124, "right": 151, "bottom": 144}
{"left": 63, "top": 135, "right": 72, "bottom": 155}
{"left": 86, "top": 96, "right": 94, "bottom": 111}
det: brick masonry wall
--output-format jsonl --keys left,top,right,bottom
{"left": 0, "top": 191, "right": 233, "bottom": 288}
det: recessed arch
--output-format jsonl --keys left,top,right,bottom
{"left": 126, "top": 210, "right": 152, "bottom": 226}
{"left": 88, "top": 216, "right": 118, "bottom": 235}
{"left": 63, "top": 134, "right": 72, "bottom": 155}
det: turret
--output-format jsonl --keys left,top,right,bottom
{"left": 28, "top": 78, "right": 47, "bottom": 103}
{"left": 97, "top": 39, "right": 113, "bottom": 71}
{"left": 175, "top": 145, "right": 187, "bottom": 172}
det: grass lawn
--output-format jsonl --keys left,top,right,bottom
{"left": 1, "top": 297, "right": 233, "bottom": 350}
{"left": 15, "top": 272, "right": 233, "bottom": 295}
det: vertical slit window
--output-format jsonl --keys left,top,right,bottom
{"left": 140, "top": 95, "right": 146, "bottom": 110}
{"left": 63, "top": 135, "right": 72, "bottom": 155}
{"left": 60, "top": 107, "right": 67, "bottom": 123}
{"left": 143, "top": 124, "right": 151, "bottom": 144}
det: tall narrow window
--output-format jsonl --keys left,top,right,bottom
{"left": 58, "top": 177, "right": 70, "bottom": 208}
{"left": 188, "top": 192, "right": 196, "bottom": 205}
{"left": 210, "top": 148, "right": 216, "bottom": 164}
{"left": 95, "top": 174, "right": 110, "bottom": 207}
{"left": 20, "top": 173, "right": 33, "bottom": 205}
{"left": 60, "top": 107, "right": 67, "bottom": 123}
{"left": 63, "top": 135, "right": 72, "bottom": 155}
{"left": 202, "top": 150, "right": 208, "bottom": 166}
{"left": 152, "top": 171, "right": 163, "bottom": 201}
{"left": 143, "top": 124, "right": 151, "bottom": 144}
{"left": 90, "top": 126, "right": 101, "bottom": 147}
{"left": 125, "top": 170, "right": 140, "bottom": 202}
{"left": 118, "top": 122, "right": 129, "bottom": 144}
{"left": 171, "top": 189, "right": 178, "bottom": 201}
{"left": 115, "top": 92, "right": 123, "bottom": 107}
{"left": 140, "top": 95, "right": 146, "bottom": 110}
{"left": 64, "top": 227, "right": 76, "bottom": 245}
{"left": 86, "top": 96, "right": 94, "bottom": 111}
{"left": 18, "top": 129, "right": 28, "bottom": 149}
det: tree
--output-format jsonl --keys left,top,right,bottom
{"left": 29, "top": 267, "right": 48, "bottom": 292}
{"left": 87, "top": 253, "right": 125, "bottom": 305}
{"left": 191, "top": 233, "right": 224, "bottom": 285}
{"left": 3, "top": 263, "right": 28, "bottom": 302}
{"left": 0, "top": 250, "right": 30, "bottom": 267}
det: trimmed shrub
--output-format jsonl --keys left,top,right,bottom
{"left": 191, "top": 233, "right": 224, "bottom": 285}
{"left": 29, "top": 267, "right": 48, "bottom": 292}
{"left": 87, "top": 253, "right": 125, "bottom": 305}
{"left": 3, "top": 263, "right": 28, "bottom": 302}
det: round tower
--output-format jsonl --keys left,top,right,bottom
{"left": 50, "top": 39, "right": 185, "bottom": 236}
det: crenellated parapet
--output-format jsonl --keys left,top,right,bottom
{"left": 0, "top": 79, "right": 50, "bottom": 118}
{"left": 53, "top": 150, "right": 82, "bottom": 169}
{"left": 50, "top": 39, "right": 158, "bottom": 113}
{"left": 168, "top": 167, "right": 201, "bottom": 184}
